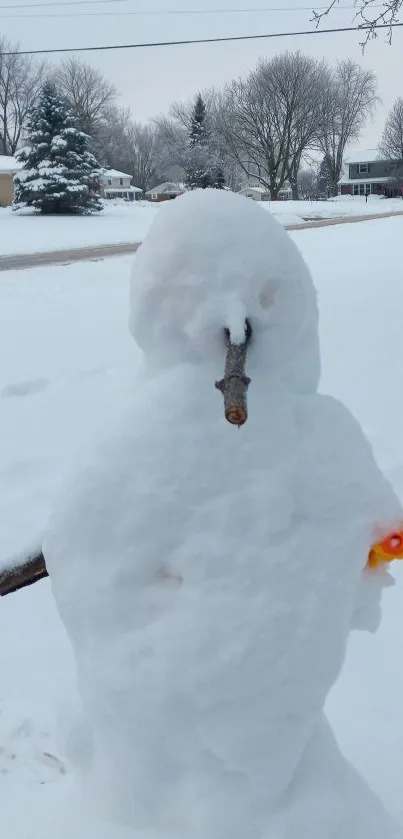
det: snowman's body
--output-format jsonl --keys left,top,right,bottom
{"left": 44, "top": 190, "right": 402, "bottom": 838}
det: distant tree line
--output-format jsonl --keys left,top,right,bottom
{"left": 2, "top": 33, "right": 402, "bottom": 202}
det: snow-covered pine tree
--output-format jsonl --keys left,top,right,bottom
{"left": 212, "top": 164, "right": 226, "bottom": 190}
{"left": 317, "top": 154, "right": 333, "bottom": 199}
{"left": 14, "top": 81, "right": 102, "bottom": 215}
{"left": 185, "top": 93, "right": 225, "bottom": 190}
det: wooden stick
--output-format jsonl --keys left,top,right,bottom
{"left": 215, "top": 318, "right": 252, "bottom": 427}
{"left": 0, "top": 551, "right": 48, "bottom": 597}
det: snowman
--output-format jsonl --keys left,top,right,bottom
{"left": 44, "top": 189, "right": 402, "bottom": 839}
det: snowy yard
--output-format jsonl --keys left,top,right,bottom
{"left": 267, "top": 193, "right": 403, "bottom": 221}
{"left": 0, "top": 203, "right": 159, "bottom": 256}
{"left": 1, "top": 214, "right": 403, "bottom": 833}
{"left": 1, "top": 194, "right": 403, "bottom": 257}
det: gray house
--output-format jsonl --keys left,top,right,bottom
{"left": 339, "top": 149, "right": 403, "bottom": 198}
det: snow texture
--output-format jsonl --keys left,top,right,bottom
{"left": 42, "top": 190, "right": 403, "bottom": 838}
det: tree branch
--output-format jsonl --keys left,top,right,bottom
{"left": 0, "top": 551, "right": 48, "bottom": 597}
{"left": 215, "top": 320, "right": 252, "bottom": 427}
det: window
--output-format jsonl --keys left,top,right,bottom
{"left": 108, "top": 179, "right": 112, "bottom": 185}
{"left": 353, "top": 183, "right": 370, "bottom": 196}
{"left": 358, "top": 162, "right": 369, "bottom": 174}
{"left": 120, "top": 178, "right": 124, "bottom": 185}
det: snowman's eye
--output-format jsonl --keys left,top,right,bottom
{"left": 259, "top": 282, "right": 277, "bottom": 310}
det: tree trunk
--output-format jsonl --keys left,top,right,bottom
{"left": 291, "top": 183, "right": 299, "bottom": 200}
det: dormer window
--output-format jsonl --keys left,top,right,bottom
{"left": 359, "top": 162, "right": 369, "bottom": 174}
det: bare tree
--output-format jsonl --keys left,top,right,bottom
{"left": 123, "top": 122, "right": 160, "bottom": 192}
{"left": 0, "top": 38, "right": 45, "bottom": 155}
{"left": 317, "top": 59, "right": 378, "bottom": 196}
{"left": 380, "top": 97, "right": 403, "bottom": 158}
{"left": 215, "top": 52, "right": 326, "bottom": 200}
{"left": 154, "top": 113, "right": 188, "bottom": 176}
{"left": 96, "top": 104, "right": 132, "bottom": 167}
{"left": 99, "top": 106, "right": 161, "bottom": 192}
{"left": 298, "top": 167, "right": 319, "bottom": 200}
{"left": 312, "top": 0, "right": 402, "bottom": 47}
{"left": 53, "top": 57, "right": 116, "bottom": 139}
{"left": 379, "top": 97, "right": 403, "bottom": 196}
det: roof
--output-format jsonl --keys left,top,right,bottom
{"left": 0, "top": 154, "right": 22, "bottom": 173}
{"left": 239, "top": 185, "right": 269, "bottom": 194}
{"left": 146, "top": 182, "right": 184, "bottom": 196}
{"left": 100, "top": 168, "right": 132, "bottom": 180}
{"left": 104, "top": 185, "right": 142, "bottom": 193}
{"left": 345, "top": 148, "right": 387, "bottom": 164}
{"left": 338, "top": 174, "right": 393, "bottom": 185}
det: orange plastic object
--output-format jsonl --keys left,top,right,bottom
{"left": 368, "top": 530, "right": 403, "bottom": 569}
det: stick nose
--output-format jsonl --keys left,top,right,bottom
{"left": 215, "top": 319, "right": 252, "bottom": 427}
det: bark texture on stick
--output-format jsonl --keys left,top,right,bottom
{"left": 215, "top": 319, "right": 252, "bottom": 427}
{"left": 0, "top": 551, "right": 48, "bottom": 596}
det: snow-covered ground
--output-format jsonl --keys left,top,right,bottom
{"left": 0, "top": 203, "right": 159, "bottom": 256}
{"left": 265, "top": 194, "right": 403, "bottom": 221}
{"left": 1, "top": 214, "right": 403, "bottom": 834}
{"left": 1, "top": 195, "right": 403, "bottom": 257}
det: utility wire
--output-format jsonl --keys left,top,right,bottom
{"left": 0, "top": 1, "right": 385, "bottom": 12}
{"left": 0, "top": 5, "right": 386, "bottom": 18}
{"left": 1, "top": 21, "right": 402, "bottom": 56}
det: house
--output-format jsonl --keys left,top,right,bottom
{"left": 0, "top": 155, "right": 22, "bottom": 207}
{"left": 278, "top": 182, "right": 293, "bottom": 201}
{"left": 145, "top": 182, "right": 184, "bottom": 202}
{"left": 239, "top": 185, "right": 271, "bottom": 202}
{"left": 239, "top": 182, "right": 293, "bottom": 202}
{"left": 99, "top": 168, "right": 142, "bottom": 201}
{"left": 338, "top": 149, "right": 403, "bottom": 198}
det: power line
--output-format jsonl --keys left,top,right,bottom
{"left": 0, "top": 0, "right": 125, "bottom": 6}
{"left": 0, "top": 1, "right": 385, "bottom": 12}
{"left": 0, "top": 5, "right": 386, "bottom": 18}
{"left": 2, "top": 21, "right": 402, "bottom": 56}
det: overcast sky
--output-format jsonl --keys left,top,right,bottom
{"left": 3, "top": 0, "right": 403, "bottom": 149}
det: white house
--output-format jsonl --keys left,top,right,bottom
{"left": 99, "top": 168, "right": 142, "bottom": 201}
{"left": 239, "top": 182, "right": 293, "bottom": 202}
{"left": 238, "top": 185, "right": 271, "bottom": 202}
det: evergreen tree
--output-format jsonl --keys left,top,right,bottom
{"left": 317, "top": 154, "right": 333, "bottom": 199}
{"left": 14, "top": 81, "right": 102, "bottom": 215}
{"left": 185, "top": 93, "right": 225, "bottom": 190}
{"left": 212, "top": 164, "right": 226, "bottom": 190}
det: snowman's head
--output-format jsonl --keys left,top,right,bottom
{"left": 130, "top": 189, "right": 320, "bottom": 392}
